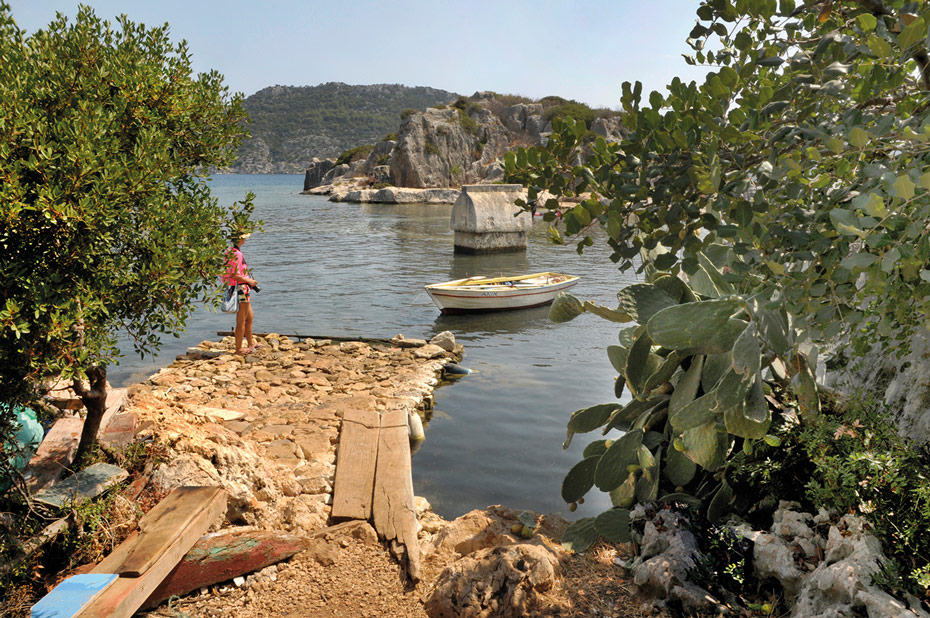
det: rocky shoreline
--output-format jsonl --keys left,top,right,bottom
{"left": 123, "top": 333, "right": 601, "bottom": 617}
{"left": 303, "top": 180, "right": 460, "bottom": 205}
{"left": 66, "top": 327, "right": 927, "bottom": 618}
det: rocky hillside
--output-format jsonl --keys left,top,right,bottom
{"left": 230, "top": 83, "right": 458, "bottom": 174}
{"left": 304, "top": 93, "right": 624, "bottom": 195}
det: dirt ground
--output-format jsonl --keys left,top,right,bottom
{"left": 144, "top": 528, "right": 643, "bottom": 618}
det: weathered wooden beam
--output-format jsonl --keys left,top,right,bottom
{"left": 74, "top": 486, "right": 226, "bottom": 618}
{"left": 141, "top": 528, "right": 302, "bottom": 609}
{"left": 331, "top": 408, "right": 380, "bottom": 521}
{"left": 110, "top": 486, "right": 223, "bottom": 577}
{"left": 24, "top": 415, "right": 83, "bottom": 494}
{"left": 32, "top": 486, "right": 226, "bottom": 618}
{"left": 371, "top": 409, "right": 420, "bottom": 581}
{"left": 215, "top": 331, "right": 426, "bottom": 347}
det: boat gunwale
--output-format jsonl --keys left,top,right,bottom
{"left": 424, "top": 272, "right": 579, "bottom": 291}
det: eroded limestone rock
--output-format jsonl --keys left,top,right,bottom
{"left": 425, "top": 543, "right": 561, "bottom": 618}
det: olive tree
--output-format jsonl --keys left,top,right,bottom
{"left": 504, "top": 0, "right": 930, "bottom": 547}
{"left": 0, "top": 4, "right": 255, "bottom": 466}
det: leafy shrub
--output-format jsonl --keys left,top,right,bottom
{"left": 799, "top": 394, "right": 930, "bottom": 599}
{"left": 375, "top": 154, "right": 390, "bottom": 166}
{"left": 424, "top": 140, "right": 441, "bottom": 156}
{"left": 381, "top": 133, "right": 397, "bottom": 142}
{"left": 400, "top": 108, "right": 418, "bottom": 120}
{"left": 542, "top": 101, "right": 614, "bottom": 129}
{"left": 335, "top": 144, "right": 373, "bottom": 166}
{"left": 496, "top": 93, "right": 534, "bottom": 106}
{"left": 457, "top": 109, "right": 479, "bottom": 136}
{"left": 539, "top": 95, "right": 569, "bottom": 106}
{"left": 452, "top": 96, "right": 483, "bottom": 117}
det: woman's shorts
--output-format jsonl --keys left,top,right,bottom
{"left": 237, "top": 284, "right": 251, "bottom": 304}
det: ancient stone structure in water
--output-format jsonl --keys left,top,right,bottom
{"left": 450, "top": 185, "right": 532, "bottom": 254}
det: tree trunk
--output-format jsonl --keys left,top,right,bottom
{"left": 72, "top": 365, "right": 107, "bottom": 465}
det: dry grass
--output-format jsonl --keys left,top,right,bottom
{"left": 535, "top": 540, "right": 647, "bottom": 618}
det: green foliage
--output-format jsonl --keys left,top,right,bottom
{"left": 541, "top": 101, "right": 613, "bottom": 128}
{"left": 457, "top": 109, "right": 480, "bottom": 136}
{"left": 424, "top": 140, "right": 441, "bottom": 156}
{"left": 505, "top": 0, "right": 930, "bottom": 353}
{"left": 557, "top": 247, "right": 815, "bottom": 548}
{"left": 0, "top": 5, "right": 256, "bottom": 457}
{"left": 452, "top": 96, "right": 484, "bottom": 117}
{"left": 233, "top": 85, "right": 456, "bottom": 169}
{"left": 335, "top": 144, "right": 374, "bottom": 166}
{"left": 800, "top": 394, "right": 930, "bottom": 597}
{"left": 381, "top": 132, "right": 397, "bottom": 142}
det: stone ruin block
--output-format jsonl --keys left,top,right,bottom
{"left": 450, "top": 184, "right": 532, "bottom": 254}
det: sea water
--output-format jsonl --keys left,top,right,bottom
{"left": 111, "top": 174, "right": 641, "bottom": 520}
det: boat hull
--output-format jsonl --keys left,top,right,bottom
{"left": 424, "top": 273, "right": 579, "bottom": 314}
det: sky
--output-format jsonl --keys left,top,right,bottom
{"left": 7, "top": 1, "right": 710, "bottom": 109}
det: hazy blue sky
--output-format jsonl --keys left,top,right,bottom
{"left": 7, "top": 1, "right": 709, "bottom": 109}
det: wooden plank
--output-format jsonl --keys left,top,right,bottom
{"left": 142, "top": 528, "right": 302, "bottom": 609}
{"left": 95, "top": 387, "right": 127, "bottom": 442}
{"left": 98, "top": 413, "right": 136, "bottom": 450}
{"left": 76, "top": 486, "right": 226, "bottom": 618}
{"left": 216, "top": 331, "right": 419, "bottom": 347}
{"left": 34, "top": 463, "right": 128, "bottom": 508}
{"left": 110, "top": 486, "right": 225, "bottom": 577}
{"left": 371, "top": 409, "right": 420, "bottom": 581}
{"left": 331, "top": 408, "right": 380, "bottom": 520}
{"left": 25, "top": 415, "right": 83, "bottom": 493}
{"left": 30, "top": 573, "right": 118, "bottom": 618}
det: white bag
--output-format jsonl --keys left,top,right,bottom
{"left": 221, "top": 285, "right": 238, "bottom": 313}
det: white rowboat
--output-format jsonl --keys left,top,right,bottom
{"left": 424, "top": 272, "right": 579, "bottom": 314}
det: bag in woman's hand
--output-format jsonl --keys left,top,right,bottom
{"left": 221, "top": 285, "right": 239, "bottom": 313}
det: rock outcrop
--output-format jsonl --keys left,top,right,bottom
{"left": 631, "top": 502, "right": 930, "bottom": 617}
{"left": 389, "top": 107, "right": 513, "bottom": 188}
{"left": 302, "top": 158, "right": 336, "bottom": 191}
{"left": 828, "top": 328, "right": 930, "bottom": 444}
{"left": 303, "top": 93, "right": 625, "bottom": 202}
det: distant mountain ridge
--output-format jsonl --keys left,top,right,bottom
{"left": 229, "top": 82, "right": 459, "bottom": 174}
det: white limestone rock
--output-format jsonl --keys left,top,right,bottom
{"left": 429, "top": 331, "right": 456, "bottom": 352}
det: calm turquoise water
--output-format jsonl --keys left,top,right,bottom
{"left": 112, "top": 174, "right": 640, "bottom": 520}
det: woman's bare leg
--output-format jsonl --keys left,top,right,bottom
{"left": 244, "top": 302, "right": 254, "bottom": 351}
{"left": 235, "top": 302, "right": 248, "bottom": 353}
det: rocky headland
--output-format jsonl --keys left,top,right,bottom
{"left": 302, "top": 93, "right": 625, "bottom": 204}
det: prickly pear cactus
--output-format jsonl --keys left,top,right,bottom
{"left": 557, "top": 247, "right": 816, "bottom": 551}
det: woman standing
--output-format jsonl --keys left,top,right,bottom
{"left": 224, "top": 232, "right": 259, "bottom": 355}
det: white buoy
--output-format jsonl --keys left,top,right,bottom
{"left": 407, "top": 409, "right": 425, "bottom": 441}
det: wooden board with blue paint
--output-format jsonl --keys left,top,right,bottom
{"left": 77, "top": 486, "right": 226, "bottom": 618}
{"left": 142, "top": 528, "right": 303, "bottom": 609}
{"left": 30, "top": 573, "right": 117, "bottom": 618}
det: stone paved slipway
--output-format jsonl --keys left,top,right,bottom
{"left": 124, "top": 333, "right": 460, "bottom": 535}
